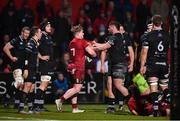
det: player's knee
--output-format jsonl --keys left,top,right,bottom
{"left": 24, "top": 83, "right": 33, "bottom": 92}
{"left": 13, "top": 69, "right": 24, "bottom": 87}
{"left": 74, "top": 85, "right": 82, "bottom": 93}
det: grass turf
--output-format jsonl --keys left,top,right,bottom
{"left": 0, "top": 104, "right": 169, "bottom": 120}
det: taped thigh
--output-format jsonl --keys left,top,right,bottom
{"left": 13, "top": 69, "right": 24, "bottom": 84}
{"left": 159, "top": 79, "right": 169, "bottom": 87}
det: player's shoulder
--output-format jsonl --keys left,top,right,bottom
{"left": 27, "top": 38, "right": 36, "bottom": 46}
{"left": 11, "top": 36, "right": 20, "bottom": 42}
{"left": 106, "top": 34, "right": 118, "bottom": 41}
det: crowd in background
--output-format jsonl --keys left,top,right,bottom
{"left": 0, "top": 0, "right": 173, "bottom": 117}
{"left": 0, "top": 0, "right": 171, "bottom": 75}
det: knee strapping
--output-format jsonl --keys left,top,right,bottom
{"left": 159, "top": 79, "right": 169, "bottom": 87}
{"left": 13, "top": 69, "right": 24, "bottom": 87}
{"left": 149, "top": 80, "right": 158, "bottom": 86}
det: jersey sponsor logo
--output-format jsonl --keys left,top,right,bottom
{"left": 158, "top": 33, "right": 163, "bottom": 37}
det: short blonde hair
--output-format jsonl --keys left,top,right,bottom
{"left": 71, "top": 24, "right": 83, "bottom": 35}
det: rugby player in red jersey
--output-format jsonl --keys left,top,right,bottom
{"left": 55, "top": 24, "right": 96, "bottom": 113}
{"left": 128, "top": 74, "right": 170, "bottom": 116}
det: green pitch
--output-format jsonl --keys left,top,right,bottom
{"left": 0, "top": 104, "right": 169, "bottom": 120}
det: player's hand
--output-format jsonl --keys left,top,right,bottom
{"left": 71, "top": 68, "right": 76, "bottom": 74}
{"left": 23, "top": 69, "right": 28, "bottom": 79}
{"left": 11, "top": 57, "right": 18, "bottom": 62}
{"left": 140, "top": 66, "right": 146, "bottom": 75}
{"left": 41, "top": 55, "right": 50, "bottom": 61}
{"left": 128, "top": 64, "right": 133, "bottom": 72}
{"left": 67, "top": 63, "right": 76, "bottom": 74}
{"left": 92, "top": 43, "right": 100, "bottom": 51}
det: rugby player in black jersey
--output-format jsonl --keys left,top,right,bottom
{"left": 94, "top": 21, "right": 134, "bottom": 113}
{"left": 3, "top": 27, "right": 30, "bottom": 108}
{"left": 140, "top": 15, "right": 170, "bottom": 117}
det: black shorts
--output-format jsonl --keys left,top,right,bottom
{"left": 25, "top": 70, "right": 37, "bottom": 83}
{"left": 39, "top": 61, "right": 54, "bottom": 75}
{"left": 146, "top": 63, "right": 169, "bottom": 80}
{"left": 12, "top": 62, "right": 25, "bottom": 71}
{"left": 108, "top": 63, "right": 128, "bottom": 80}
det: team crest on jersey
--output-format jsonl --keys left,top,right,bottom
{"left": 20, "top": 42, "right": 23, "bottom": 45}
{"left": 158, "top": 33, "right": 162, "bottom": 37}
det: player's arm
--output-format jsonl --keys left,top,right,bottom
{"left": 140, "top": 33, "right": 149, "bottom": 75}
{"left": 128, "top": 46, "right": 134, "bottom": 72}
{"left": 85, "top": 45, "right": 97, "bottom": 57}
{"left": 38, "top": 53, "right": 49, "bottom": 61}
{"left": 140, "top": 47, "right": 148, "bottom": 75}
{"left": 3, "top": 42, "right": 17, "bottom": 62}
{"left": 93, "top": 36, "right": 116, "bottom": 50}
{"left": 93, "top": 42, "right": 111, "bottom": 51}
{"left": 23, "top": 43, "right": 32, "bottom": 79}
{"left": 100, "top": 50, "right": 107, "bottom": 73}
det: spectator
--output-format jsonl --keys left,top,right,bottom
{"left": 123, "top": 0, "right": 134, "bottom": 18}
{"left": 83, "top": 0, "right": 97, "bottom": 22}
{"left": 151, "top": 0, "right": 169, "bottom": 29}
{"left": 53, "top": 72, "right": 69, "bottom": 100}
{"left": 61, "top": 0, "right": 72, "bottom": 24}
{"left": 136, "top": 0, "right": 151, "bottom": 39}
{"left": 54, "top": 10, "right": 71, "bottom": 57}
{"left": 84, "top": 25, "right": 96, "bottom": 40}
{"left": 93, "top": 9, "right": 107, "bottom": 36}
{"left": 36, "top": 0, "right": 55, "bottom": 23}
{"left": 106, "top": 1, "right": 116, "bottom": 24}
{"left": 0, "top": 34, "right": 11, "bottom": 70}
{"left": 56, "top": 52, "right": 70, "bottom": 79}
{"left": 124, "top": 11, "right": 135, "bottom": 40}
{"left": 0, "top": 34, "right": 11, "bottom": 54}
{"left": 113, "top": 0, "right": 124, "bottom": 23}
{"left": 0, "top": 0, "right": 18, "bottom": 38}
{"left": 17, "top": 0, "right": 35, "bottom": 30}
{"left": 76, "top": 8, "right": 91, "bottom": 35}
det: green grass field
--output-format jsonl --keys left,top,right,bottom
{"left": 0, "top": 104, "right": 169, "bottom": 120}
